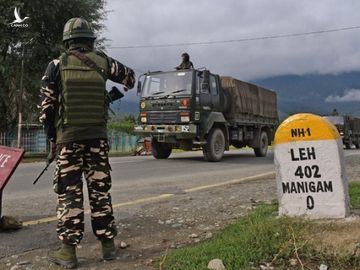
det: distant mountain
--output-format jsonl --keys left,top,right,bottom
{"left": 253, "top": 72, "right": 360, "bottom": 118}
{"left": 110, "top": 99, "right": 139, "bottom": 116}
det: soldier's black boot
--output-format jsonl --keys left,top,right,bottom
{"left": 48, "top": 243, "right": 77, "bottom": 269}
{"left": 101, "top": 238, "right": 116, "bottom": 261}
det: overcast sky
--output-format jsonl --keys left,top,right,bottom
{"left": 102, "top": 0, "right": 360, "bottom": 97}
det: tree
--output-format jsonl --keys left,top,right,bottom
{"left": 108, "top": 115, "right": 137, "bottom": 134}
{"left": 0, "top": 0, "right": 107, "bottom": 131}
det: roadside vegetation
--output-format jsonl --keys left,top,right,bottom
{"left": 349, "top": 182, "right": 360, "bottom": 209}
{"left": 1, "top": 0, "right": 107, "bottom": 131}
{"left": 107, "top": 115, "right": 137, "bottom": 134}
{"left": 161, "top": 182, "right": 360, "bottom": 270}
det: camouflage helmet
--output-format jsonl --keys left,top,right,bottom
{"left": 62, "top": 18, "right": 96, "bottom": 42}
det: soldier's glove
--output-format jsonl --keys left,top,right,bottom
{"left": 122, "top": 68, "right": 135, "bottom": 90}
{"left": 107, "top": 86, "right": 124, "bottom": 104}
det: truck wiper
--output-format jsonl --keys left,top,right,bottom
{"left": 170, "top": 89, "right": 187, "bottom": 94}
{"left": 157, "top": 89, "right": 188, "bottom": 99}
{"left": 152, "top": 91, "right": 165, "bottom": 95}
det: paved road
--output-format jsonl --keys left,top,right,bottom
{"left": 4, "top": 148, "right": 360, "bottom": 220}
{"left": 1, "top": 148, "right": 359, "bottom": 258}
{"left": 3, "top": 149, "right": 275, "bottom": 219}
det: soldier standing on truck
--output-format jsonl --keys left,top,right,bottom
{"left": 331, "top": 109, "right": 339, "bottom": 116}
{"left": 39, "top": 18, "right": 135, "bottom": 268}
{"left": 175, "top": 52, "right": 194, "bottom": 70}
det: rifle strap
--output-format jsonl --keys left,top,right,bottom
{"left": 68, "top": 50, "right": 107, "bottom": 81}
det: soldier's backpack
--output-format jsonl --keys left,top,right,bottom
{"left": 58, "top": 50, "right": 108, "bottom": 127}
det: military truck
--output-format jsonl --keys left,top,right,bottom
{"left": 134, "top": 69, "right": 278, "bottom": 161}
{"left": 323, "top": 115, "right": 360, "bottom": 149}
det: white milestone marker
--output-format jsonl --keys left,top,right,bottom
{"left": 274, "top": 113, "right": 349, "bottom": 218}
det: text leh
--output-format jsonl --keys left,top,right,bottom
{"left": 290, "top": 127, "right": 316, "bottom": 161}
{"left": 290, "top": 147, "right": 316, "bottom": 161}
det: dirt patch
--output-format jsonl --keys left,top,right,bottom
{"left": 311, "top": 217, "right": 360, "bottom": 255}
{"left": 0, "top": 178, "right": 276, "bottom": 270}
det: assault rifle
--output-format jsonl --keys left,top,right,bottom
{"left": 106, "top": 86, "right": 124, "bottom": 105}
{"left": 107, "top": 86, "right": 124, "bottom": 116}
{"left": 33, "top": 151, "right": 55, "bottom": 185}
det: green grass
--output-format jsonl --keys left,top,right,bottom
{"left": 349, "top": 182, "right": 360, "bottom": 209}
{"left": 162, "top": 204, "right": 310, "bottom": 270}
{"left": 161, "top": 184, "right": 360, "bottom": 270}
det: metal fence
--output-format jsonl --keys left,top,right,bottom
{"left": 0, "top": 127, "right": 138, "bottom": 154}
{"left": 107, "top": 129, "right": 138, "bottom": 153}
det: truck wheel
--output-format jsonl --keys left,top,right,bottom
{"left": 203, "top": 128, "right": 225, "bottom": 162}
{"left": 344, "top": 143, "right": 351, "bottom": 149}
{"left": 355, "top": 138, "right": 360, "bottom": 149}
{"left": 254, "top": 131, "right": 269, "bottom": 157}
{"left": 151, "top": 139, "right": 172, "bottom": 159}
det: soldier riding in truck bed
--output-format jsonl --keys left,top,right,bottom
{"left": 175, "top": 53, "right": 194, "bottom": 70}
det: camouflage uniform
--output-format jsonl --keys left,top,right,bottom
{"left": 54, "top": 140, "right": 115, "bottom": 245}
{"left": 176, "top": 52, "right": 194, "bottom": 70}
{"left": 176, "top": 61, "right": 194, "bottom": 70}
{"left": 40, "top": 30, "right": 135, "bottom": 247}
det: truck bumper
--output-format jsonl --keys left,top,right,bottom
{"left": 134, "top": 124, "right": 197, "bottom": 140}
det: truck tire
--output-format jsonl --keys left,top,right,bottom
{"left": 344, "top": 143, "right": 351, "bottom": 149}
{"left": 254, "top": 131, "right": 268, "bottom": 157}
{"left": 151, "top": 139, "right": 172, "bottom": 159}
{"left": 355, "top": 138, "right": 360, "bottom": 149}
{"left": 203, "top": 128, "right": 225, "bottom": 162}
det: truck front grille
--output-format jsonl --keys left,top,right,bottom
{"left": 147, "top": 112, "right": 179, "bottom": 124}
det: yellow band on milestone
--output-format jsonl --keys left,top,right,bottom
{"left": 274, "top": 113, "right": 340, "bottom": 144}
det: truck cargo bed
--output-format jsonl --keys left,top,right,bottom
{"left": 220, "top": 76, "right": 277, "bottom": 120}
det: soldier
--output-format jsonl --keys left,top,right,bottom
{"left": 39, "top": 18, "right": 135, "bottom": 268}
{"left": 175, "top": 52, "right": 194, "bottom": 70}
{"left": 331, "top": 109, "right": 339, "bottom": 116}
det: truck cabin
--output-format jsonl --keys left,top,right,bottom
{"left": 137, "top": 69, "right": 222, "bottom": 115}
{"left": 323, "top": 115, "right": 345, "bottom": 136}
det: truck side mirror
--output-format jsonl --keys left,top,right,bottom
{"left": 201, "top": 70, "right": 210, "bottom": 93}
{"left": 203, "top": 70, "right": 210, "bottom": 84}
{"left": 137, "top": 81, "right": 142, "bottom": 96}
{"left": 201, "top": 82, "right": 209, "bottom": 93}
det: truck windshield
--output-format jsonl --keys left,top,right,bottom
{"left": 323, "top": 116, "right": 344, "bottom": 126}
{"left": 142, "top": 71, "right": 193, "bottom": 97}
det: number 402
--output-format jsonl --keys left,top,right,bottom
{"left": 294, "top": 165, "right": 321, "bottom": 179}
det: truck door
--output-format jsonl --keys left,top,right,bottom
{"left": 209, "top": 75, "right": 220, "bottom": 111}
{"left": 199, "top": 73, "right": 212, "bottom": 111}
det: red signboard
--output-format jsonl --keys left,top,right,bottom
{"left": 0, "top": 146, "right": 25, "bottom": 191}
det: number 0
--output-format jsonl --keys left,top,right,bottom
{"left": 306, "top": 196, "right": 314, "bottom": 210}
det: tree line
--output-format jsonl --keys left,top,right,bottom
{"left": 0, "top": 0, "right": 107, "bottom": 131}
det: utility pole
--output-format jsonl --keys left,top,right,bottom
{"left": 17, "top": 46, "right": 25, "bottom": 148}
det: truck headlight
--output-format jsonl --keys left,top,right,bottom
{"left": 140, "top": 113, "right": 147, "bottom": 123}
{"left": 179, "top": 98, "right": 190, "bottom": 109}
{"left": 180, "top": 112, "right": 190, "bottom": 122}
